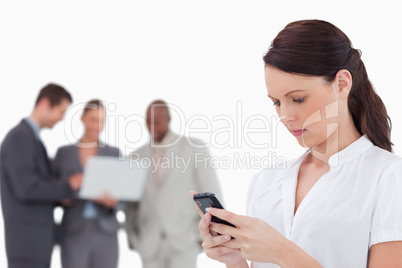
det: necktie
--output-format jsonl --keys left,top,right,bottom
{"left": 37, "top": 140, "right": 51, "bottom": 171}
{"left": 153, "top": 147, "right": 165, "bottom": 187}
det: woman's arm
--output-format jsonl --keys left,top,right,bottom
{"left": 368, "top": 241, "right": 402, "bottom": 267}
{"left": 207, "top": 207, "right": 323, "bottom": 267}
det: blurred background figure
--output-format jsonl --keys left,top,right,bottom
{"left": 124, "top": 100, "right": 223, "bottom": 268}
{"left": 53, "top": 99, "right": 121, "bottom": 268}
{"left": 0, "top": 83, "right": 82, "bottom": 268}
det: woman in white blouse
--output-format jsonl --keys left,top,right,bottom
{"left": 194, "top": 20, "right": 402, "bottom": 267}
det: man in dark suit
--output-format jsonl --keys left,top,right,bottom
{"left": 0, "top": 83, "right": 82, "bottom": 268}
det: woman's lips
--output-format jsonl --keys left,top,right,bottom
{"left": 291, "top": 129, "right": 305, "bottom": 137}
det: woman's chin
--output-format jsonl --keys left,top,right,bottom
{"left": 295, "top": 135, "right": 313, "bottom": 149}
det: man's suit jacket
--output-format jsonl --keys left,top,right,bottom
{"left": 53, "top": 144, "right": 121, "bottom": 236}
{"left": 0, "top": 120, "right": 73, "bottom": 265}
{"left": 124, "top": 130, "right": 223, "bottom": 259}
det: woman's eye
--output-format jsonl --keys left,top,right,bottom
{"left": 293, "top": 98, "right": 305, "bottom": 103}
{"left": 272, "top": 101, "right": 280, "bottom": 106}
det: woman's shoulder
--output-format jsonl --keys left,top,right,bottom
{"left": 55, "top": 144, "right": 77, "bottom": 155}
{"left": 101, "top": 143, "right": 120, "bottom": 151}
{"left": 54, "top": 144, "right": 78, "bottom": 165}
{"left": 363, "top": 145, "right": 402, "bottom": 170}
{"left": 249, "top": 155, "right": 301, "bottom": 192}
{"left": 372, "top": 147, "right": 402, "bottom": 181}
{"left": 99, "top": 143, "right": 121, "bottom": 156}
{"left": 254, "top": 153, "right": 303, "bottom": 178}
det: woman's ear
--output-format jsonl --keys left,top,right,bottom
{"left": 334, "top": 69, "right": 352, "bottom": 99}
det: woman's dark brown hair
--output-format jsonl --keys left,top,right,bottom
{"left": 263, "top": 19, "right": 392, "bottom": 152}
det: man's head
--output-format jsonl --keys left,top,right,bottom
{"left": 146, "top": 100, "right": 170, "bottom": 143}
{"left": 33, "top": 83, "right": 73, "bottom": 129}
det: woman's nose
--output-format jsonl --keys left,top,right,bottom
{"left": 278, "top": 104, "right": 295, "bottom": 125}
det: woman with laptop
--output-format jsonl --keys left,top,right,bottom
{"left": 53, "top": 99, "right": 121, "bottom": 268}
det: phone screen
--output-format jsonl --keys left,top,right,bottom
{"left": 193, "top": 192, "right": 236, "bottom": 228}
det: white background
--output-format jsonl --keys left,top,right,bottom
{"left": 0, "top": 1, "right": 401, "bottom": 267}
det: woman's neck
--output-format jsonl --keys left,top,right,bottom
{"left": 80, "top": 135, "right": 99, "bottom": 145}
{"left": 310, "top": 124, "right": 361, "bottom": 165}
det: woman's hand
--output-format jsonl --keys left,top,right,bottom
{"left": 190, "top": 192, "right": 322, "bottom": 267}
{"left": 190, "top": 191, "right": 248, "bottom": 267}
{"left": 206, "top": 207, "right": 291, "bottom": 265}
{"left": 94, "top": 192, "right": 118, "bottom": 209}
{"left": 200, "top": 212, "right": 247, "bottom": 266}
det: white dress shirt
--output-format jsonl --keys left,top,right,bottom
{"left": 247, "top": 135, "right": 402, "bottom": 268}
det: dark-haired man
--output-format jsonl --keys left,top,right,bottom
{"left": 0, "top": 83, "right": 82, "bottom": 268}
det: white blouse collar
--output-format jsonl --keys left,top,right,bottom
{"left": 328, "top": 135, "right": 373, "bottom": 168}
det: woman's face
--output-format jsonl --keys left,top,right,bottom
{"left": 81, "top": 108, "right": 105, "bottom": 141}
{"left": 265, "top": 65, "right": 341, "bottom": 149}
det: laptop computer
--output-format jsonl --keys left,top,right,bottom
{"left": 79, "top": 156, "right": 147, "bottom": 201}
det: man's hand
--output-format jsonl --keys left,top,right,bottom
{"left": 61, "top": 199, "right": 72, "bottom": 206}
{"left": 68, "top": 173, "right": 83, "bottom": 191}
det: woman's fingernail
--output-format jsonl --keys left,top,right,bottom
{"left": 205, "top": 207, "right": 211, "bottom": 212}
